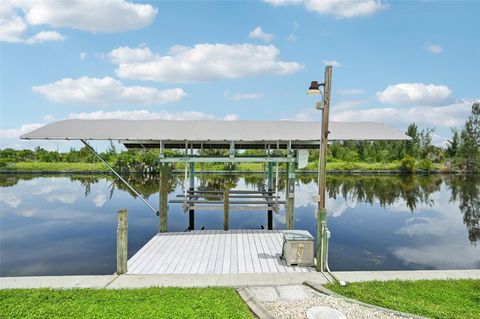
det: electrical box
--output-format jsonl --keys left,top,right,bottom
{"left": 281, "top": 230, "right": 315, "bottom": 267}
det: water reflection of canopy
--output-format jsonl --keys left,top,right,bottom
{"left": 21, "top": 119, "right": 410, "bottom": 149}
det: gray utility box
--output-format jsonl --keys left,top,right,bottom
{"left": 282, "top": 230, "right": 315, "bottom": 267}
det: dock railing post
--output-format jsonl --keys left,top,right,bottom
{"left": 224, "top": 189, "right": 229, "bottom": 231}
{"left": 117, "top": 209, "right": 128, "bottom": 275}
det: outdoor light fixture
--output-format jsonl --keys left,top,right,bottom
{"left": 307, "top": 81, "right": 325, "bottom": 109}
{"left": 306, "top": 81, "right": 323, "bottom": 96}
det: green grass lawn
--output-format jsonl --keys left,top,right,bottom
{"left": 8, "top": 162, "right": 109, "bottom": 172}
{"left": 327, "top": 279, "right": 480, "bottom": 319}
{"left": 0, "top": 287, "right": 253, "bottom": 319}
{"left": 2, "top": 160, "right": 448, "bottom": 172}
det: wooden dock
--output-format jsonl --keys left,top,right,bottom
{"left": 127, "top": 230, "right": 315, "bottom": 275}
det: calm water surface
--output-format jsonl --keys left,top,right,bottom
{"left": 0, "top": 173, "right": 479, "bottom": 276}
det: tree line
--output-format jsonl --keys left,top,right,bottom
{"left": 1, "top": 102, "right": 478, "bottom": 172}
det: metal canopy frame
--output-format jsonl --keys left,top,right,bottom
{"left": 78, "top": 137, "right": 298, "bottom": 228}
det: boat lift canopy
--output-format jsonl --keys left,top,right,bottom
{"left": 21, "top": 119, "right": 409, "bottom": 149}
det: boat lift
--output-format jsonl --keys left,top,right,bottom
{"left": 21, "top": 117, "right": 411, "bottom": 275}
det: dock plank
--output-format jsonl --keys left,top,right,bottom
{"left": 127, "top": 230, "right": 315, "bottom": 275}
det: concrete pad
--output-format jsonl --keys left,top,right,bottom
{"left": 334, "top": 269, "right": 480, "bottom": 283}
{"left": 0, "top": 275, "right": 117, "bottom": 289}
{"left": 248, "top": 287, "right": 280, "bottom": 302}
{"left": 107, "top": 273, "right": 328, "bottom": 289}
{"left": 276, "top": 284, "right": 312, "bottom": 300}
{"left": 306, "top": 306, "right": 346, "bottom": 319}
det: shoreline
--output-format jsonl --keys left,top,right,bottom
{"left": 0, "top": 169, "right": 472, "bottom": 175}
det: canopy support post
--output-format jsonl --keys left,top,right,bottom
{"left": 285, "top": 141, "right": 295, "bottom": 230}
{"left": 188, "top": 146, "right": 195, "bottom": 231}
{"left": 80, "top": 139, "right": 158, "bottom": 215}
{"left": 267, "top": 162, "right": 273, "bottom": 230}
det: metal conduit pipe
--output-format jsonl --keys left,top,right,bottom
{"left": 324, "top": 228, "right": 346, "bottom": 286}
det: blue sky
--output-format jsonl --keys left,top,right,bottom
{"left": 1, "top": 0, "right": 479, "bottom": 150}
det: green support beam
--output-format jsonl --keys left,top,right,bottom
{"left": 159, "top": 156, "right": 296, "bottom": 163}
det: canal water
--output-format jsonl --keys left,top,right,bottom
{"left": 0, "top": 173, "right": 478, "bottom": 276}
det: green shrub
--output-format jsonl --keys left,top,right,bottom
{"left": 400, "top": 156, "right": 416, "bottom": 173}
{"left": 417, "top": 159, "right": 433, "bottom": 171}
{"left": 0, "top": 158, "right": 15, "bottom": 169}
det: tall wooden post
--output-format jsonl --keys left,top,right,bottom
{"left": 116, "top": 209, "right": 128, "bottom": 275}
{"left": 316, "top": 66, "right": 332, "bottom": 272}
{"left": 267, "top": 162, "right": 273, "bottom": 230}
{"left": 223, "top": 189, "right": 229, "bottom": 231}
{"left": 285, "top": 162, "right": 295, "bottom": 230}
{"left": 189, "top": 162, "right": 195, "bottom": 230}
{"left": 159, "top": 163, "right": 168, "bottom": 233}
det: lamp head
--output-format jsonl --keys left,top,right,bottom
{"left": 306, "top": 81, "right": 323, "bottom": 96}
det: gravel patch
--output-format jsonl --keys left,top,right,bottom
{"left": 263, "top": 288, "right": 413, "bottom": 319}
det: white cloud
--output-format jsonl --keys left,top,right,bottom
{"left": 248, "top": 26, "right": 274, "bottom": 42}
{"left": 111, "top": 44, "right": 304, "bottom": 83}
{"left": 0, "top": 123, "right": 43, "bottom": 139}
{"left": 225, "top": 91, "right": 263, "bottom": 101}
{"left": 80, "top": 52, "right": 88, "bottom": 61}
{"left": 338, "top": 88, "right": 364, "bottom": 95}
{"left": 43, "top": 114, "right": 56, "bottom": 122}
{"left": 377, "top": 83, "right": 453, "bottom": 106}
{"left": 331, "top": 100, "right": 475, "bottom": 129}
{"left": 264, "top": 0, "right": 303, "bottom": 6}
{"left": 33, "top": 76, "right": 186, "bottom": 106}
{"left": 68, "top": 110, "right": 239, "bottom": 121}
{"left": 264, "top": 0, "right": 387, "bottom": 18}
{"left": 1, "top": 0, "right": 156, "bottom": 44}
{"left": 0, "top": 1, "right": 28, "bottom": 42}
{"left": 19, "top": 0, "right": 156, "bottom": 33}
{"left": 109, "top": 46, "right": 154, "bottom": 63}
{"left": 322, "top": 59, "right": 342, "bottom": 67}
{"left": 0, "top": 2, "right": 64, "bottom": 44}
{"left": 334, "top": 99, "right": 368, "bottom": 110}
{"left": 424, "top": 42, "right": 443, "bottom": 54}
{"left": 24, "top": 31, "right": 64, "bottom": 44}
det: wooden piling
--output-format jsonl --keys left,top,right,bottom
{"left": 159, "top": 163, "right": 168, "bottom": 233}
{"left": 116, "top": 209, "right": 128, "bottom": 275}
{"left": 316, "top": 66, "right": 332, "bottom": 272}
{"left": 223, "top": 189, "right": 229, "bottom": 231}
